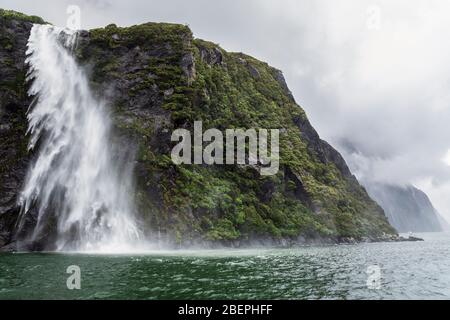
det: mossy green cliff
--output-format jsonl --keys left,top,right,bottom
{"left": 0, "top": 10, "right": 397, "bottom": 249}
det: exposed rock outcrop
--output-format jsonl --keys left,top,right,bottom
{"left": 0, "top": 12, "right": 41, "bottom": 248}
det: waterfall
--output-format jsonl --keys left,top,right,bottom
{"left": 17, "top": 24, "right": 141, "bottom": 252}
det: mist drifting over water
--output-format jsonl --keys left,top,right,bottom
{"left": 16, "top": 24, "right": 141, "bottom": 252}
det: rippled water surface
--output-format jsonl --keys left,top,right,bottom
{"left": 1, "top": 232, "right": 450, "bottom": 299}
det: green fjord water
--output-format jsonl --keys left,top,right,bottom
{"left": 1, "top": 233, "right": 450, "bottom": 300}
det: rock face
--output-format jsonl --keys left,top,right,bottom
{"left": 0, "top": 10, "right": 397, "bottom": 250}
{"left": 364, "top": 183, "right": 445, "bottom": 233}
{"left": 0, "top": 11, "right": 46, "bottom": 248}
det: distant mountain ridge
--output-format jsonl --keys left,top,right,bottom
{"left": 364, "top": 183, "right": 445, "bottom": 233}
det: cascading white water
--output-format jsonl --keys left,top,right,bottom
{"left": 17, "top": 24, "right": 141, "bottom": 252}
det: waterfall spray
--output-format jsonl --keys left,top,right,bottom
{"left": 17, "top": 24, "right": 141, "bottom": 252}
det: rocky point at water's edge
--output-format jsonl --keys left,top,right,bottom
{"left": 0, "top": 9, "right": 419, "bottom": 252}
{"left": 0, "top": 233, "right": 423, "bottom": 253}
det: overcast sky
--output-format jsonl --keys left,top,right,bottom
{"left": 2, "top": 0, "right": 450, "bottom": 221}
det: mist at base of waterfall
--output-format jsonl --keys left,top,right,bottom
{"left": 2, "top": 232, "right": 450, "bottom": 299}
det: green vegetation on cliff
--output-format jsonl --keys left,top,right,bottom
{"left": 0, "top": 11, "right": 396, "bottom": 248}
{"left": 0, "top": 9, "right": 46, "bottom": 24}
{"left": 74, "top": 21, "right": 395, "bottom": 244}
{"left": 0, "top": 10, "right": 46, "bottom": 248}
{"left": 0, "top": 10, "right": 43, "bottom": 188}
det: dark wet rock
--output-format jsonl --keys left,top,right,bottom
{"left": 247, "top": 63, "right": 260, "bottom": 79}
{"left": 0, "top": 14, "right": 37, "bottom": 250}
{"left": 404, "top": 236, "right": 424, "bottom": 242}
{"left": 181, "top": 52, "right": 196, "bottom": 84}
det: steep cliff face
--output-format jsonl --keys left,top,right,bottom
{"left": 0, "top": 10, "right": 397, "bottom": 250}
{"left": 0, "top": 10, "right": 46, "bottom": 248}
{"left": 364, "top": 183, "right": 445, "bottom": 233}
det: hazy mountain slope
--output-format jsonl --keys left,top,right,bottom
{"left": 364, "top": 183, "right": 444, "bottom": 232}
{"left": 437, "top": 214, "right": 450, "bottom": 231}
{"left": 0, "top": 9, "right": 397, "bottom": 250}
